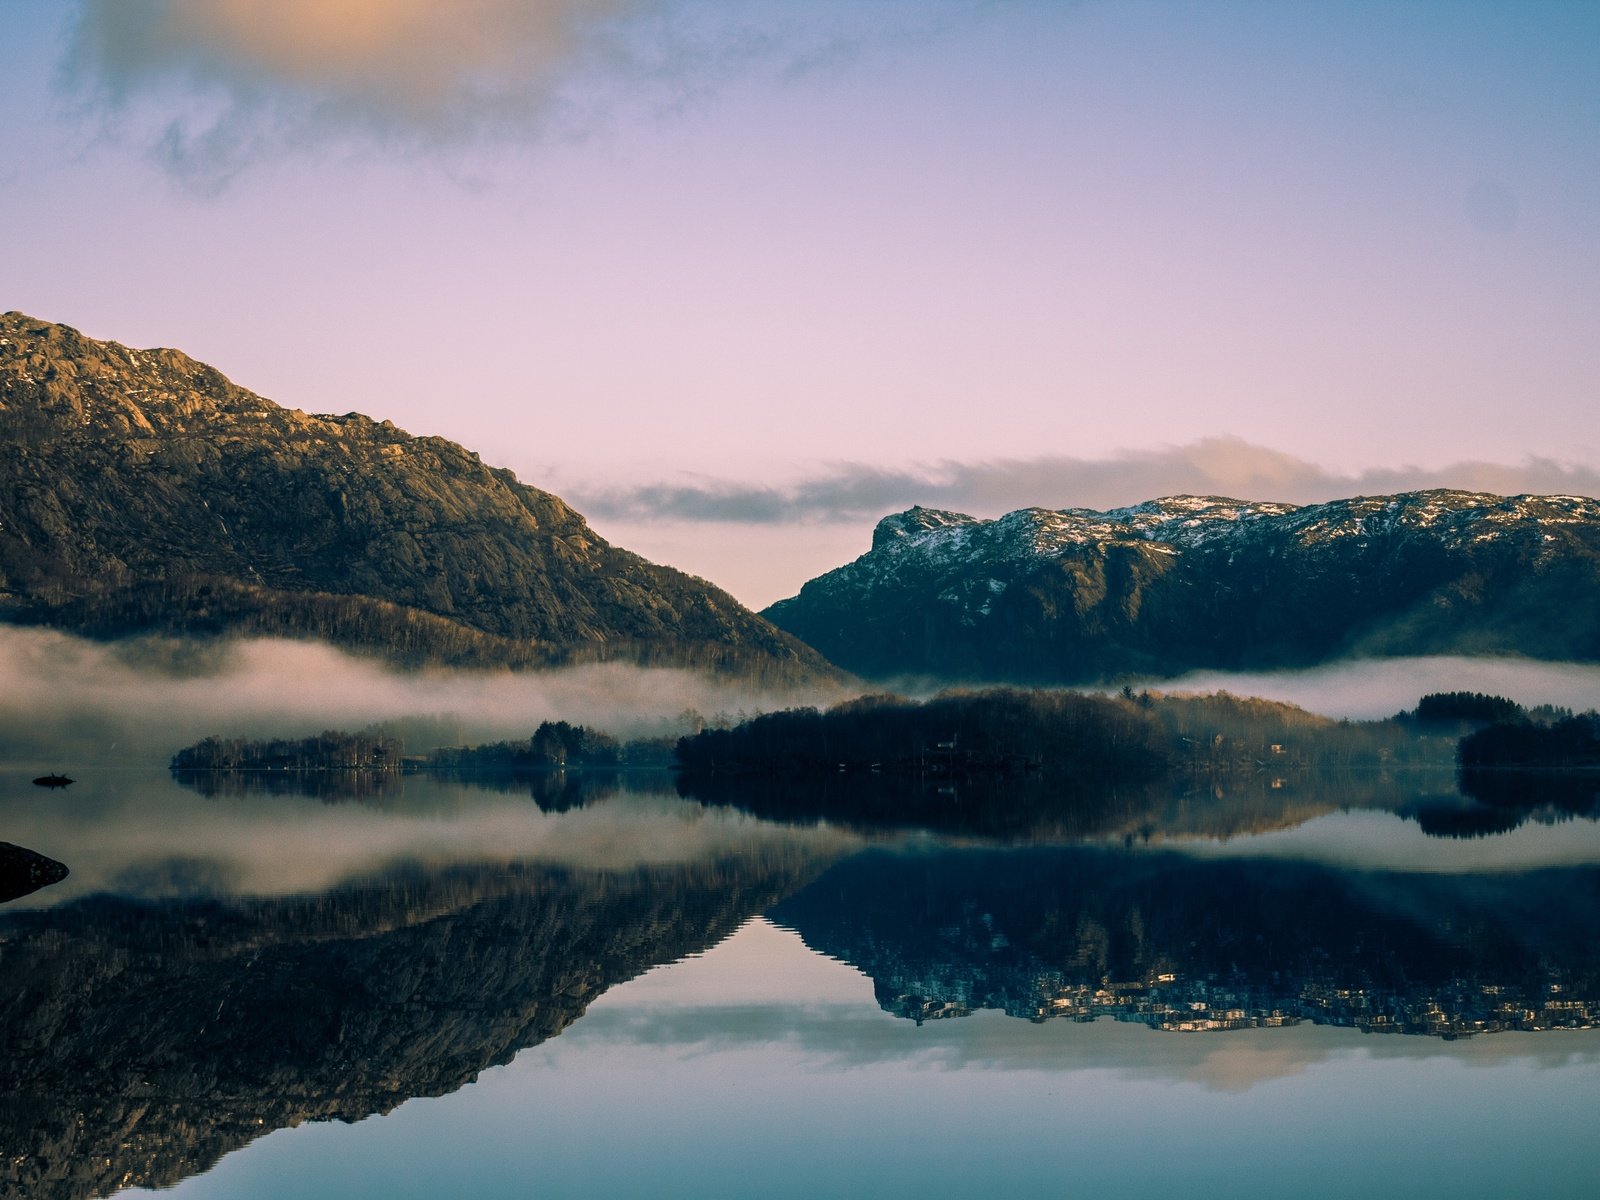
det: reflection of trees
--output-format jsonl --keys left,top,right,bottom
{"left": 169, "top": 764, "right": 679, "bottom": 811}
{"left": 170, "top": 766, "right": 406, "bottom": 803}
{"left": 680, "top": 765, "right": 1467, "bottom": 843}
{"left": 1456, "top": 768, "right": 1600, "bottom": 822}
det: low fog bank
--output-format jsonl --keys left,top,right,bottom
{"left": 0, "top": 627, "right": 850, "bottom": 768}
{"left": 1135, "top": 656, "right": 1600, "bottom": 721}
{"left": 6, "top": 627, "right": 1593, "bottom": 769}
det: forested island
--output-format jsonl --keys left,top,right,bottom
{"left": 170, "top": 720, "right": 675, "bottom": 776}
{"left": 672, "top": 687, "right": 1452, "bottom": 780}
{"left": 1458, "top": 710, "right": 1600, "bottom": 771}
{"left": 170, "top": 688, "right": 1600, "bottom": 802}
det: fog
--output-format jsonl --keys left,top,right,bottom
{"left": 0, "top": 626, "right": 850, "bottom": 768}
{"left": 4, "top": 625, "right": 1596, "bottom": 774}
{"left": 1134, "top": 655, "right": 1600, "bottom": 721}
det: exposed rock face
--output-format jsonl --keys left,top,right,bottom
{"left": 763, "top": 493, "right": 1600, "bottom": 682}
{"left": 0, "top": 852, "right": 824, "bottom": 1200}
{"left": 0, "top": 312, "right": 835, "bottom": 679}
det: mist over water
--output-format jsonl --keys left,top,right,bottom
{"left": 1138, "top": 656, "right": 1600, "bottom": 720}
{"left": 0, "top": 627, "right": 850, "bottom": 767}
{"left": 5, "top": 624, "right": 1595, "bottom": 772}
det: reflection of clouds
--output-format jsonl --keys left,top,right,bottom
{"left": 568, "top": 989, "right": 1600, "bottom": 1094}
{"left": 0, "top": 772, "right": 858, "bottom": 906}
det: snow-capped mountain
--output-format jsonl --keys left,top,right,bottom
{"left": 763, "top": 492, "right": 1600, "bottom": 683}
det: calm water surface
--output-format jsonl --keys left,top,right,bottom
{"left": 4, "top": 766, "right": 1600, "bottom": 1199}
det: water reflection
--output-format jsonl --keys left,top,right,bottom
{"left": 0, "top": 849, "right": 831, "bottom": 1198}
{"left": 167, "top": 765, "right": 678, "bottom": 812}
{"left": 5, "top": 766, "right": 1600, "bottom": 1198}
{"left": 770, "top": 845, "right": 1600, "bottom": 1035}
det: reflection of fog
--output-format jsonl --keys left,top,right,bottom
{"left": 0, "top": 769, "right": 859, "bottom": 906}
{"left": 1132, "top": 655, "right": 1600, "bottom": 721}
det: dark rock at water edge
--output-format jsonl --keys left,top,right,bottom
{"left": 0, "top": 842, "right": 68, "bottom": 903}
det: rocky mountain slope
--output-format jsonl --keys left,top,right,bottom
{"left": 0, "top": 312, "right": 833, "bottom": 679}
{"left": 763, "top": 493, "right": 1600, "bottom": 683}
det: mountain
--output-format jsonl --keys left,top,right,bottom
{"left": 762, "top": 493, "right": 1600, "bottom": 683}
{"left": 0, "top": 312, "right": 834, "bottom": 679}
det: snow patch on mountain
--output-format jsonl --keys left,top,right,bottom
{"left": 790, "top": 489, "right": 1600, "bottom": 611}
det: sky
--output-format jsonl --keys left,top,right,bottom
{"left": 5, "top": 0, "right": 1599, "bottom": 606}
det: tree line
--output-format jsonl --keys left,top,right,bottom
{"left": 671, "top": 688, "right": 1446, "bottom": 781}
{"left": 171, "top": 729, "right": 404, "bottom": 771}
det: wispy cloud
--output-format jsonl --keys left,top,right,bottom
{"left": 57, "top": 0, "right": 976, "bottom": 186}
{"left": 570, "top": 438, "right": 1600, "bottom": 525}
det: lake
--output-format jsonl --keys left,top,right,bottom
{"left": 4, "top": 764, "right": 1600, "bottom": 1199}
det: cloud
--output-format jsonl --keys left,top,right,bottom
{"left": 57, "top": 0, "right": 971, "bottom": 185}
{"left": 59, "top": 0, "right": 648, "bottom": 181}
{"left": 569, "top": 438, "right": 1600, "bottom": 525}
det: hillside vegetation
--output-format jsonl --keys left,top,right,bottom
{"left": 0, "top": 312, "right": 835, "bottom": 682}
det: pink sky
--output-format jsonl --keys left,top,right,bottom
{"left": 6, "top": 1, "right": 1599, "bottom": 604}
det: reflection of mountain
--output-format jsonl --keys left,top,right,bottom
{"left": 1458, "top": 768, "right": 1600, "bottom": 814}
{"left": 1395, "top": 771, "right": 1600, "bottom": 839}
{"left": 771, "top": 847, "right": 1600, "bottom": 1036}
{"left": 0, "top": 852, "right": 824, "bottom": 1200}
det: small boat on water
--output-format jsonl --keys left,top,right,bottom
{"left": 31, "top": 774, "right": 73, "bottom": 789}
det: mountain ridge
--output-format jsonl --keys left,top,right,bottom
{"left": 0, "top": 312, "right": 836, "bottom": 680}
{"left": 764, "top": 490, "right": 1600, "bottom": 683}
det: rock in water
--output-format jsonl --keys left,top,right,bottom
{"left": 0, "top": 842, "right": 69, "bottom": 904}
